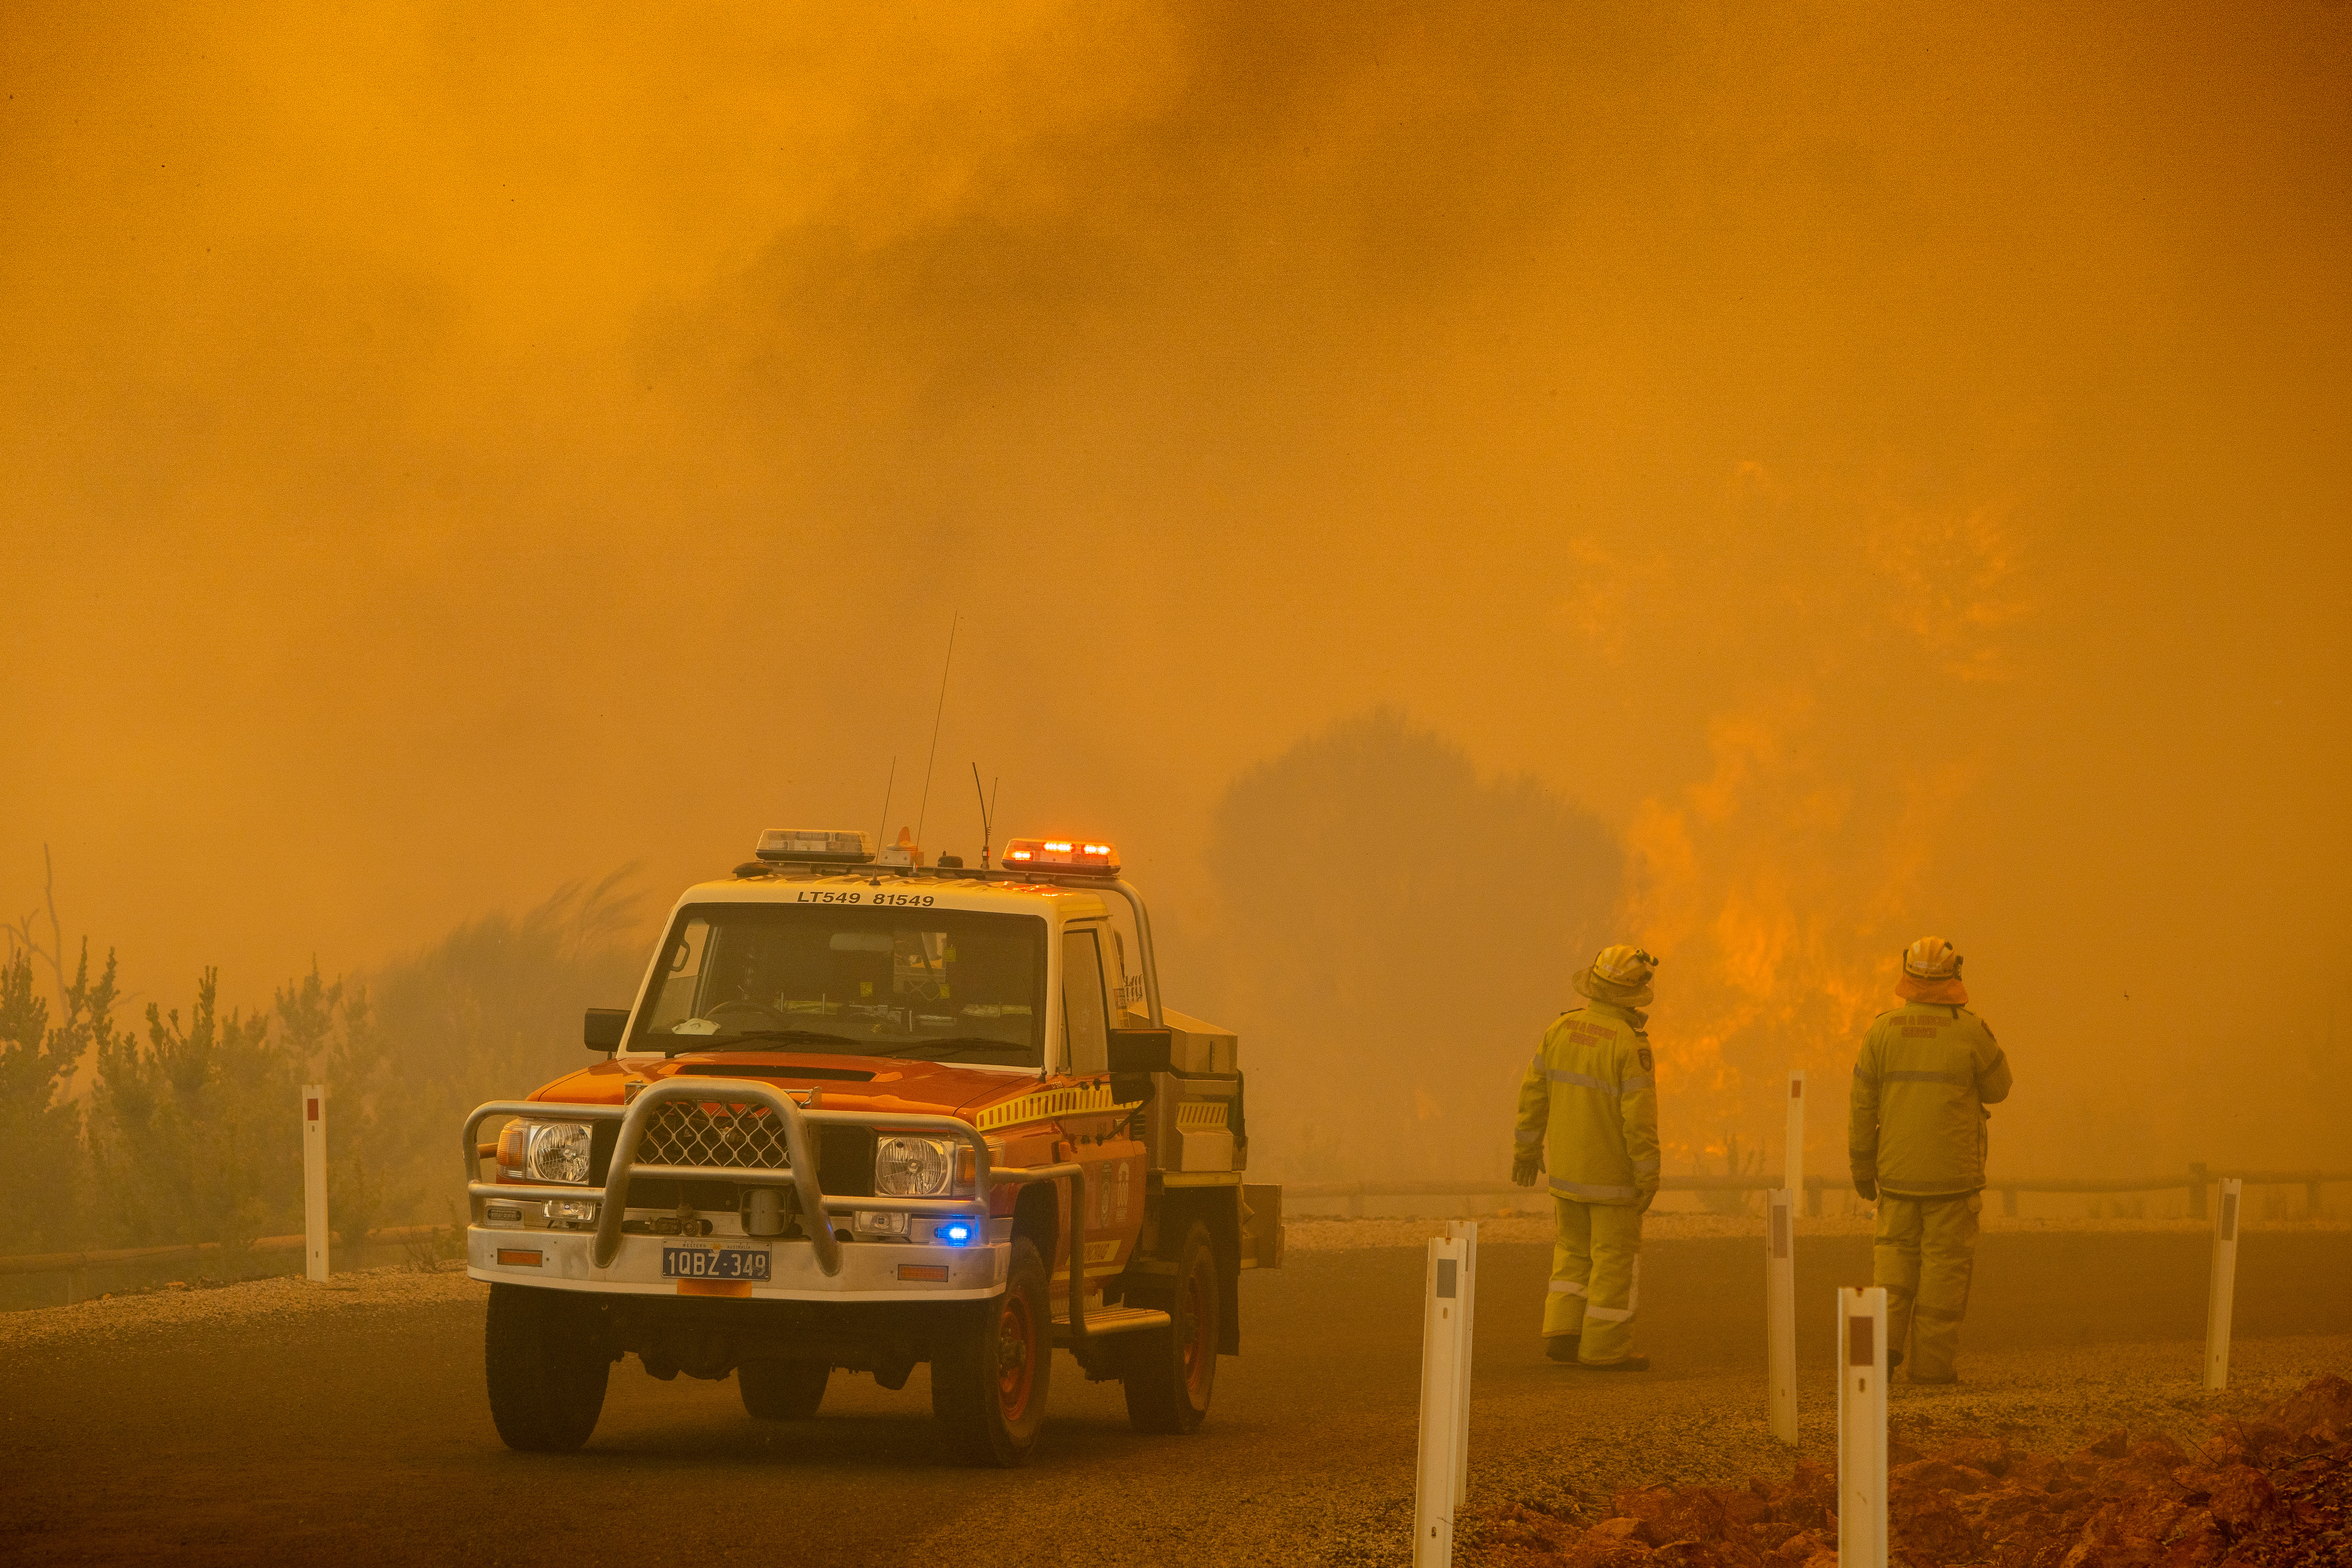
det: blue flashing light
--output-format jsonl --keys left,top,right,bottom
{"left": 939, "top": 1222, "right": 976, "bottom": 1245}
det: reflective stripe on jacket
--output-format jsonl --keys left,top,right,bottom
{"left": 1513, "top": 1002, "right": 1661, "bottom": 1207}
{"left": 1848, "top": 1003, "right": 2012, "bottom": 1198}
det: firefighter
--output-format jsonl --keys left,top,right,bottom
{"left": 1513, "top": 944, "right": 1662, "bottom": 1370}
{"left": 1849, "top": 936, "right": 2013, "bottom": 1384}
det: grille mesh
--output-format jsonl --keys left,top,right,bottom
{"left": 639, "top": 1101, "right": 791, "bottom": 1170}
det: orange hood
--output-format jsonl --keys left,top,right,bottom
{"left": 532, "top": 1052, "right": 1031, "bottom": 1123}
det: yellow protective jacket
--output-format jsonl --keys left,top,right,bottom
{"left": 1513, "top": 1002, "right": 1661, "bottom": 1206}
{"left": 1848, "top": 1003, "right": 2013, "bottom": 1199}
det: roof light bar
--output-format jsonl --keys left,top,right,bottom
{"left": 754, "top": 828, "right": 875, "bottom": 864}
{"left": 1001, "top": 837, "right": 1120, "bottom": 875}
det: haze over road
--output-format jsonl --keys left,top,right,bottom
{"left": 5, "top": 1232, "right": 2347, "bottom": 1566}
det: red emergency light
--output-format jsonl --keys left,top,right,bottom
{"left": 1002, "top": 837, "right": 1119, "bottom": 875}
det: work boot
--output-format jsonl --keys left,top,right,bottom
{"left": 1889, "top": 1348, "right": 1905, "bottom": 1372}
{"left": 1577, "top": 1355, "right": 1651, "bottom": 1372}
{"left": 1544, "top": 1338, "right": 1581, "bottom": 1363}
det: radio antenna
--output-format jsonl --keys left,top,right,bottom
{"left": 874, "top": 756, "right": 897, "bottom": 849}
{"left": 973, "top": 762, "right": 998, "bottom": 867}
{"left": 913, "top": 613, "right": 958, "bottom": 849}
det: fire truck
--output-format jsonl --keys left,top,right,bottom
{"left": 462, "top": 829, "right": 1280, "bottom": 1466}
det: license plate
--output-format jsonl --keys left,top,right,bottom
{"left": 661, "top": 1246, "right": 771, "bottom": 1281}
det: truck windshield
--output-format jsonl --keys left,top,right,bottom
{"left": 630, "top": 903, "right": 1046, "bottom": 1065}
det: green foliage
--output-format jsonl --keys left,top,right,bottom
{"left": 277, "top": 962, "right": 392, "bottom": 1240}
{"left": 0, "top": 871, "right": 643, "bottom": 1255}
{"left": 361, "top": 871, "right": 643, "bottom": 1220}
{"left": 88, "top": 969, "right": 293, "bottom": 1248}
{"left": 0, "top": 940, "right": 116, "bottom": 1251}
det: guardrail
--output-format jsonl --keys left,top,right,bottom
{"left": 9, "top": 1167, "right": 2344, "bottom": 1281}
{"left": 1287, "top": 1167, "right": 2352, "bottom": 1219}
{"left": 0, "top": 1223, "right": 455, "bottom": 1279}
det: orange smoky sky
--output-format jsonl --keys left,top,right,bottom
{"left": 4, "top": 3, "right": 2347, "bottom": 1174}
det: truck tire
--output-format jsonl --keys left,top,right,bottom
{"left": 1122, "top": 1220, "right": 1218, "bottom": 1434}
{"left": 738, "top": 1359, "right": 829, "bottom": 1421}
{"left": 484, "top": 1283, "right": 610, "bottom": 1452}
{"left": 930, "top": 1236, "right": 1051, "bottom": 1467}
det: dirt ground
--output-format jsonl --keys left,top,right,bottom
{"left": 2, "top": 1229, "right": 2347, "bottom": 1567}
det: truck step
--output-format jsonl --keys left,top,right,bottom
{"left": 1050, "top": 1305, "right": 1171, "bottom": 1338}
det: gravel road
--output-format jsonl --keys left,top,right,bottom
{"left": 3, "top": 1227, "right": 2347, "bottom": 1566}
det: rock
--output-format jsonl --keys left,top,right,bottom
{"left": 2080, "top": 1429, "right": 2131, "bottom": 1462}
{"left": 1561, "top": 1536, "right": 1659, "bottom": 1568}
{"left": 2265, "top": 1374, "right": 2352, "bottom": 1441}
{"left": 1940, "top": 1435, "right": 2014, "bottom": 1476}
{"left": 2008, "top": 1454, "right": 2068, "bottom": 1492}
{"left": 1771, "top": 1462, "right": 1837, "bottom": 1528}
{"left": 1615, "top": 1486, "right": 1728, "bottom": 1546}
{"left": 1597, "top": 1517, "right": 1644, "bottom": 1538}
{"left": 1894, "top": 1457, "right": 1999, "bottom": 1494}
{"left": 2152, "top": 1508, "right": 2226, "bottom": 1568}
{"left": 1649, "top": 1542, "right": 1729, "bottom": 1568}
{"left": 1892, "top": 1488, "right": 1980, "bottom": 1563}
{"left": 2060, "top": 1535, "right": 2163, "bottom": 1568}
{"left": 2198, "top": 1464, "right": 2276, "bottom": 1531}
{"left": 2106, "top": 1438, "right": 2192, "bottom": 1493}
{"left": 1486, "top": 1501, "right": 1584, "bottom": 1554}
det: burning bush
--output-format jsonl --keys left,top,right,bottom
{"left": 1474, "top": 1375, "right": 2352, "bottom": 1568}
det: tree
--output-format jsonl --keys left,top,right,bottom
{"left": 88, "top": 969, "right": 295, "bottom": 1249}
{"left": 276, "top": 960, "right": 393, "bottom": 1243}
{"left": 362, "top": 871, "right": 644, "bottom": 1222}
{"left": 1200, "top": 710, "right": 1621, "bottom": 1183}
{"left": 0, "top": 940, "right": 116, "bottom": 1252}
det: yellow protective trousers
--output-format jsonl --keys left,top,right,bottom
{"left": 1873, "top": 1192, "right": 1982, "bottom": 1380}
{"left": 1544, "top": 1197, "right": 1643, "bottom": 1363}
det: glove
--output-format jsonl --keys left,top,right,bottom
{"left": 1636, "top": 1190, "right": 1655, "bottom": 1215}
{"left": 1854, "top": 1178, "right": 1877, "bottom": 1202}
{"left": 1511, "top": 1157, "right": 1541, "bottom": 1188}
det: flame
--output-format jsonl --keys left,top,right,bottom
{"left": 1593, "top": 463, "right": 2029, "bottom": 1177}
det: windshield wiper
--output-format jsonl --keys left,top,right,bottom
{"left": 661, "top": 1029, "right": 855, "bottom": 1058}
{"left": 867, "top": 1036, "right": 1032, "bottom": 1062}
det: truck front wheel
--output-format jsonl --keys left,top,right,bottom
{"left": 931, "top": 1236, "right": 1051, "bottom": 1466}
{"left": 1122, "top": 1220, "right": 1219, "bottom": 1434}
{"left": 484, "top": 1283, "right": 611, "bottom": 1452}
{"left": 738, "top": 1359, "right": 829, "bottom": 1420}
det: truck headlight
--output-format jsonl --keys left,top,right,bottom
{"left": 875, "top": 1136, "right": 955, "bottom": 1197}
{"left": 517, "top": 1120, "right": 593, "bottom": 1185}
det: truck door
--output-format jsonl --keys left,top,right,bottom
{"left": 1058, "top": 926, "right": 1144, "bottom": 1302}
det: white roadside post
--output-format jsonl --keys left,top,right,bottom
{"left": 1786, "top": 1069, "right": 1807, "bottom": 1204}
{"left": 1413, "top": 1231, "right": 1472, "bottom": 1566}
{"left": 1767, "top": 1068, "right": 1804, "bottom": 1445}
{"left": 2204, "top": 1176, "right": 2243, "bottom": 1391}
{"left": 1766, "top": 1189, "right": 1798, "bottom": 1444}
{"left": 1837, "top": 1286, "right": 1889, "bottom": 1568}
{"left": 1445, "top": 1219, "right": 1480, "bottom": 1509}
{"left": 302, "top": 1083, "right": 329, "bottom": 1282}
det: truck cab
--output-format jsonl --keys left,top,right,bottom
{"left": 463, "top": 829, "right": 1280, "bottom": 1466}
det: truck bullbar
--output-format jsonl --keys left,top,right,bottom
{"left": 462, "top": 1076, "right": 1155, "bottom": 1340}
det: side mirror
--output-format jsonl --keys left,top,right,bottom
{"left": 584, "top": 1008, "right": 630, "bottom": 1052}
